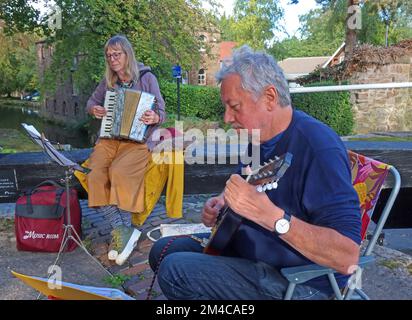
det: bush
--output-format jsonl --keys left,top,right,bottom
{"left": 159, "top": 81, "right": 224, "bottom": 120}
{"left": 292, "top": 82, "right": 354, "bottom": 136}
{"left": 159, "top": 80, "right": 354, "bottom": 136}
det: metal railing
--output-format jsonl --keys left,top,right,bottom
{"left": 290, "top": 82, "right": 412, "bottom": 93}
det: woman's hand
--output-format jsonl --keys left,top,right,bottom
{"left": 140, "top": 110, "right": 160, "bottom": 125}
{"left": 90, "top": 105, "right": 107, "bottom": 119}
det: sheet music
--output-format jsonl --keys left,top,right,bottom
{"left": 21, "top": 123, "right": 86, "bottom": 173}
{"left": 160, "top": 223, "right": 211, "bottom": 237}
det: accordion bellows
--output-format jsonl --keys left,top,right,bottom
{"left": 100, "top": 88, "right": 155, "bottom": 142}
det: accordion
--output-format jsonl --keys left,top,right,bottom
{"left": 100, "top": 88, "right": 156, "bottom": 143}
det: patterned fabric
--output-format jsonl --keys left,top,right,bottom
{"left": 348, "top": 150, "right": 390, "bottom": 240}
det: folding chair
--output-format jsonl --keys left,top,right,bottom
{"left": 280, "top": 150, "right": 401, "bottom": 300}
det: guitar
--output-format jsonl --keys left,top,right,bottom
{"left": 203, "top": 152, "right": 293, "bottom": 255}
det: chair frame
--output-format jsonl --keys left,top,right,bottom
{"left": 280, "top": 158, "right": 401, "bottom": 300}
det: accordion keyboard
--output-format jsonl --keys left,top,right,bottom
{"left": 100, "top": 91, "right": 117, "bottom": 138}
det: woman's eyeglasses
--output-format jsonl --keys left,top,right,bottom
{"left": 106, "top": 52, "right": 124, "bottom": 61}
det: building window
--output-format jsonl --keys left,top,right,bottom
{"left": 198, "top": 69, "right": 206, "bottom": 86}
{"left": 62, "top": 101, "right": 67, "bottom": 116}
{"left": 74, "top": 102, "right": 79, "bottom": 116}
{"left": 199, "top": 35, "right": 207, "bottom": 52}
{"left": 41, "top": 46, "right": 45, "bottom": 60}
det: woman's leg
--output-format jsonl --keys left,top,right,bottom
{"left": 109, "top": 141, "right": 149, "bottom": 213}
{"left": 87, "top": 139, "right": 119, "bottom": 207}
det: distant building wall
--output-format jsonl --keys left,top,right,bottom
{"left": 350, "top": 55, "right": 412, "bottom": 133}
{"left": 36, "top": 41, "right": 88, "bottom": 124}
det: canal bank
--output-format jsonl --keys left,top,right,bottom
{"left": 0, "top": 100, "right": 92, "bottom": 151}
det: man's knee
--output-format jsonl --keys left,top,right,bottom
{"left": 149, "top": 238, "right": 168, "bottom": 271}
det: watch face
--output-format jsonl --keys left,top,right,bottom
{"left": 275, "top": 218, "right": 290, "bottom": 234}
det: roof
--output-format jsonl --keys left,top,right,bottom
{"left": 220, "top": 41, "right": 237, "bottom": 61}
{"left": 278, "top": 56, "right": 331, "bottom": 76}
{"left": 322, "top": 42, "right": 346, "bottom": 68}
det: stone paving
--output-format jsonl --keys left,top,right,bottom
{"left": 1, "top": 193, "right": 412, "bottom": 300}
{"left": 81, "top": 194, "right": 215, "bottom": 300}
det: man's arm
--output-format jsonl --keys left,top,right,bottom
{"left": 224, "top": 175, "right": 360, "bottom": 275}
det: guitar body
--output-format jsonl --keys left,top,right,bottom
{"left": 203, "top": 152, "right": 293, "bottom": 256}
{"left": 203, "top": 208, "right": 243, "bottom": 255}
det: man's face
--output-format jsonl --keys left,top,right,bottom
{"left": 221, "top": 73, "right": 268, "bottom": 140}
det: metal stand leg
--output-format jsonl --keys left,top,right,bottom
{"left": 37, "top": 168, "right": 113, "bottom": 300}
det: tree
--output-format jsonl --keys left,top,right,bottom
{"left": 0, "top": 0, "right": 220, "bottom": 95}
{"left": 290, "top": 0, "right": 412, "bottom": 56}
{"left": 0, "top": 23, "right": 39, "bottom": 96}
{"left": 218, "top": 0, "right": 284, "bottom": 49}
{"left": 269, "top": 7, "right": 346, "bottom": 61}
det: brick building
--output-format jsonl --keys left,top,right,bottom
{"left": 188, "top": 31, "right": 237, "bottom": 87}
{"left": 35, "top": 41, "right": 88, "bottom": 124}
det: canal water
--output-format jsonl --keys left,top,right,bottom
{"left": 0, "top": 104, "right": 92, "bottom": 149}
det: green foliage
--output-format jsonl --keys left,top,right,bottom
{"left": 278, "top": 0, "right": 412, "bottom": 60}
{"left": 0, "top": 29, "right": 39, "bottom": 95}
{"left": 159, "top": 81, "right": 224, "bottom": 120}
{"left": 103, "top": 274, "right": 131, "bottom": 288}
{"left": 292, "top": 82, "right": 354, "bottom": 136}
{"left": 219, "top": 0, "right": 284, "bottom": 49}
{"left": 0, "top": 0, "right": 220, "bottom": 96}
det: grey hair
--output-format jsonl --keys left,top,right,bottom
{"left": 215, "top": 45, "right": 291, "bottom": 107}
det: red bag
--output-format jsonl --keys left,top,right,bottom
{"left": 15, "top": 180, "right": 82, "bottom": 252}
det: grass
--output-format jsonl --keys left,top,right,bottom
{"left": 102, "top": 274, "right": 131, "bottom": 288}
{"left": 0, "top": 129, "right": 42, "bottom": 153}
{"left": 0, "top": 218, "right": 15, "bottom": 233}
{"left": 380, "top": 259, "right": 404, "bottom": 270}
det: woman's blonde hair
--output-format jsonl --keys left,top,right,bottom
{"left": 104, "top": 35, "right": 140, "bottom": 89}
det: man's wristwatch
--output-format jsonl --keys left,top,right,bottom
{"left": 273, "top": 212, "right": 292, "bottom": 235}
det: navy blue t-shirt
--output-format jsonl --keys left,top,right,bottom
{"left": 229, "top": 109, "right": 361, "bottom": 294}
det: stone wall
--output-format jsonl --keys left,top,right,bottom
{"left": 350, "top": 56, "right": 412, "bottom": 134}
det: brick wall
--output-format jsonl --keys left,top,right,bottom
{"left": 350, "top": 56, "right": 412, "bottom": 133}
{"left": 36, "top": 41, "right": 88, "bottom": 124}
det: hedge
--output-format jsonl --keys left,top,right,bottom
{"left": 159, "top": 80, "right": 224, "bottom": 120}
{"left": 291, "top": 82, "right": 354, "bottom": 136}
{"left": 159, "top": 81, "right": 354, "bottom": 136}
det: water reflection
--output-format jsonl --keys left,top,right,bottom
{"left": 0, "top": 104, "right": 91, "bottom": 149}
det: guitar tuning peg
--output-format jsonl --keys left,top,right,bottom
{"left": 266, "top": 183, "right": 273, "bottom": 191}
{"left": 264, "top": 162, "right": 268, "bottom": 166}
{"left": 262, "top": 184, "right": 268, "bottom": 192}
{"left": 272, "top": 181, "right": 278, "bottom": 189}
{"left": 267, "top": 171, "right": 273, "bottom": 175}
{"left": 256, "top": 185, "right": 263, "bottom": 193}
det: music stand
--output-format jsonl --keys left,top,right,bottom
{"left": 21, "top": 124, "right": 114, "bottom": 298}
